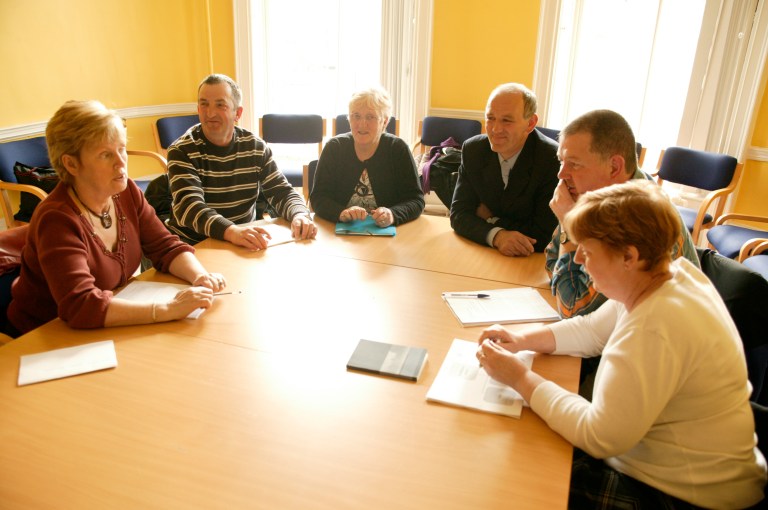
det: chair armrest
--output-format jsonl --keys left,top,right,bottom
{"left": 714, "top": 213, "right": 768, "bottom": 227}
{"left": 0, "top": 181, "right": 48, "bottom": 201}
{"left": 739, "top": 238, "right": 768, "bottom": 262}
{"left": 691, "top": 187, "right": 734, "bottom": 241}
{"left": 127, "top": 150, "right": 168, "bottom": 173}
{"left": 755, "top": 240, "right": 768, "bottom": 256}
{"left": 649, "top": 149, "right": 665, "bottom": 181}
{"left": 0, "top": 181, "right": 48, "bottom": 229}
{"left": 411, "top": 139, "right": 425, "bottom": 158}
{"left": 637, "top": 146, "right": 647, "bottom": 168}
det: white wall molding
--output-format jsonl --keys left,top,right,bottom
{"left": 746, "top": 146, "right": 768, "bottom": 162}
{"left": 426, "top": 107, "right": 485, "bottom": 123}
{"left": 0, "top": 103, "right": 197, "bottom": 141}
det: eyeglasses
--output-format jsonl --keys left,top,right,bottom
{"left": 349, "top": 113, "right": 380, "bottom": 124}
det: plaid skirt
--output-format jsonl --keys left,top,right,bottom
{"left": 569, "top": 449, "right": 706, "bottom": 510}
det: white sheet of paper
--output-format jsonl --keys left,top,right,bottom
{"left": 116, "top": 281, "right": 204, "bottom": 319}
{"left": 258, "top": 222, "right": 296, "bottom": 247}
{"left": 18, "top": 340, "right": 117, "bottom": 386}
{"left": 442, "top": 287, "right": 560, "bottom": 326}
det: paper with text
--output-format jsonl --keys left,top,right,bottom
{"left": 426, "top": 339, "right": 533, "bottom": 418}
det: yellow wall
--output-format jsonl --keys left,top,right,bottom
{"left": 430, "top": 0, "right": 541, "bottom": 111}
{"left": 0, "top": 0, "right": 235, "bottom": 176}
{"left": 732, "top": 57, "right": 768, "bottom": 221}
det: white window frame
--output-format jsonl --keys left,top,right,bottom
{"left": 232, "top": 0, "right": 432, "bottom": 145}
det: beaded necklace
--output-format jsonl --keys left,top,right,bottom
{"left": 72, "top": 186, "right": 112, "bottom": 229}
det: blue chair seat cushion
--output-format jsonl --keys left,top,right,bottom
{"left": 707, "top": 224, "right": 768, "bottom": 259}
{"left": 281, "top": 167, "right": 303, "bottom": 187}
{"left": 677, "top": 205, "right": 712, "bottom": 233}
{"left": 744, "top": 255, "right": 768, "bottom": 282}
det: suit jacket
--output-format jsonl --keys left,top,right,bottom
{"left": 449, "top": 130, "right": 560, "bottom": 251}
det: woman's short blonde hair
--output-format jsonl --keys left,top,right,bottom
{"left": 45, "top": 100, "right": 126, "bottom": 184}
{"left": 564, "top": 180, "right": 681, "bottom": 272}
{"left": 348, "top": 86, "right": 393, "bottom": 122}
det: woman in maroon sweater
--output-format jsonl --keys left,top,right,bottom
{"left": 7, "top": 100, "right": 226, "bottom": 336}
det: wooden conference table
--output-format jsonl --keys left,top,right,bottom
{"left": 0, "top": 214, "right": 579, "bottom": 509}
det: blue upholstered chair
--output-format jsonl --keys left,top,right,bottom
{"left": 152, "top": 114, "right": 199, "bottom": 157}
{"left": 536, "top": 126, "right": 560, "bottom": 142}
{"left": 302, "top": 160, "right": 318, "bottom": 204}
{"left": 0, "top": 137, "right": 51, "bottom": 228}
{"left": 652, "top": 147, "right": 741, "bottom": 244}
{"left": 333, "top": 114, "right": 398, "bottom": 136}
{"left": 738, "top": 238, "right": 768, "bottom": 281}
{"left": 708, "top": 215, "right": 768, "bottom": 260}
{"left": 698, "top": 248, "right": 768, "bottom": 405}
{"left": 259, "top": 114, "right": 326, "bottom": 188}
{"left": 411, "top": 116, "right": 483, "bottom": 159}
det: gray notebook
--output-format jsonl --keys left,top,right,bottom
{"left": 346, "top": 339, "right": 428, "bottom": 382}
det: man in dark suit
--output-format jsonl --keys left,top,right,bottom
{"left": 450, "top": 83, "right": 559, "bottom": 257}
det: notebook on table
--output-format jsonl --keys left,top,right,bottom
{"left": 346, "top": 339, "right": 427, "bottom": 381}
{"left": 335, "top": 216, "right": 396, "bottom": 236}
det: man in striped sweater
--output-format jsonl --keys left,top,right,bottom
{"left": 166, "top": 74, "right": 316, "bottom": 249}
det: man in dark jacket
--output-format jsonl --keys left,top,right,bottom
{"left": 450, "top": 83, "right": 559, "bottom": 256}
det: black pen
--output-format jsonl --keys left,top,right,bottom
{"left": 442, "top": 293, "right": 490, "bottom": 298}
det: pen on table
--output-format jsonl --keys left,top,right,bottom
{"left": 214, "top": 290, "right": 241, "bottom": 296}
{"left": 442, "top": 293, "right": 490, "bottom": 298}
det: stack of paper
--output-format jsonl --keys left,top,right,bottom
{"left": 442, "top": 287, "right": 559, "bottom": 327}
{"left": 426, "top": 339, "right": 533, "bottom": 418}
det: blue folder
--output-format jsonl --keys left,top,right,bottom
{"left": 335, "top": 216, "right": 396, "bottom": 236}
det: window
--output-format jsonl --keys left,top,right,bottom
{"left": 234, "top": 0, "right": 432, "bottom": 175}
{"left": 545, "top": 0, "right": 706, "bottom": 167}
{"left": 253, "top": 0, "right": 382, "bottom": 116}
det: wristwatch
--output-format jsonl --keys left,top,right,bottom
{"left": 559, "top": 229, "right": 570, "bottom": 245}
